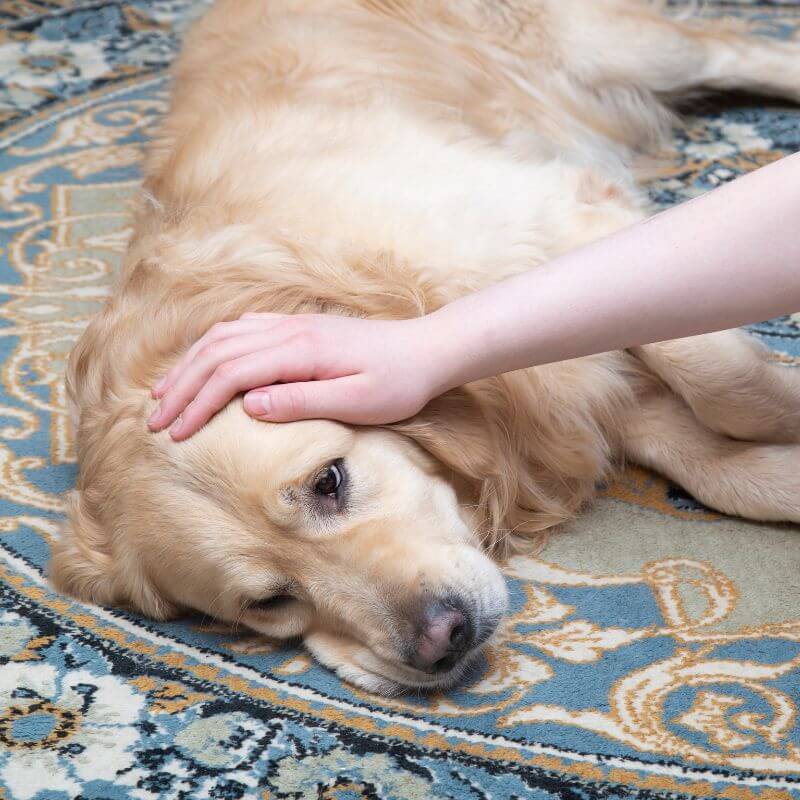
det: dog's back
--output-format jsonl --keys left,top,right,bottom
{"left": 145, "top": 3, "right": 651, "bottom": 285}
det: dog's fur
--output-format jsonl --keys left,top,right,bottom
{"left": 50, "top": 0, "right": 800, "bottom": 694}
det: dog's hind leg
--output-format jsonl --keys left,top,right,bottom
{"left": 550, "top": 0, "right": 800, "bottom": 103}
{"left": 622, "top": 381, "right": 800, "bottom": 523}
{"left": 632, "top": 331, "right": 800, "bottom": 444}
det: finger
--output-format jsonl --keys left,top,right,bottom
{"left": 149, "top": 331, "right": 299, "bottom": 430}
{"left": 152, "top": 318, "right": 281, "bottom": 399}
{"left": 168, "top": 348, "right": 315, "bottom": 440}
{"left": 243, "top": 376, "right": 375, "bottom": 424}
{"left": 153, "top": 318, "right": 280, "bottom": 399}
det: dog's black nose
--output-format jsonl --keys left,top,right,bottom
{"left": 411, "top": 600, "right": 474, "bottom": 673}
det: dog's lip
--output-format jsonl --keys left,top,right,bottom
{"left": 362, "top": 646, "right": 482, "bottom": 691}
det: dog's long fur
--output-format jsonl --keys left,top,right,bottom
{"left": 50, "top": 0, "right": 800, "bottom": 693}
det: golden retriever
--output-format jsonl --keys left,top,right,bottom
{"left": 50, "top": 0, "right": 800, "bottom": 695}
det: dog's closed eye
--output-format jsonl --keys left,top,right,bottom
{"left": 250, "top": 594, "right": 296, "bottom": 612}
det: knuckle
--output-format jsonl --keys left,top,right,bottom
{"left": 277, "top": 385, "right": 306, "bottom": 417}
{"left": 199, "top": 327, "right": 219, "bottom": 347}
{"left": 287, "top": 314, "right": 316, "bottom": 334}
{"left": 291, "top": 327, "right": 317, "bottom": 350}
{"left": 278, "top": 316, "right": 303, "bottom": 335}
{"left": 198, "top": 342, "right": 221, "bottom": 361}
{"left": 213, "top": 361, "right": 239, "bottom": 383}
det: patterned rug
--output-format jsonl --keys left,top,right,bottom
{"left": 1, "top": 1, "right": 799, "bottom": 798}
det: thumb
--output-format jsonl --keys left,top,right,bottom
{"left": 243, "top": 377, "right": 368, "bottom": 423}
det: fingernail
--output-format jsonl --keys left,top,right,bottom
{"left": 147, "top": 406, "right": 161, "bottom": 427}
{"left": 170, "top": 417, "right": 183, "bottom": 437}
{"left": 153, "top": 377, "right": 166, "bottom": 395}
{"left": 244, "top": 391, "right": 269, "bottom": 416}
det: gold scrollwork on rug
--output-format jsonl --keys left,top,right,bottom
{"left": 357, "top": 553, "right": 800, "bottom": 771}
{"left": 498, "top": 557, "right": 800, "bottom": 770}
{"left": 0, "top": 99, "right": 157, "bottom": 470}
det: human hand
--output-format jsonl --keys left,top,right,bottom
{"left": 147, "top": 312, "right": 447, "bottom": 440}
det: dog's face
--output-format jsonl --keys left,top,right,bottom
{"left": 53, "top": 402, "right": 508, "bottom": 695}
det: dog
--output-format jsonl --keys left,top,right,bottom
{"left": 49, "top": 0, "right": 800, "bottom": 695}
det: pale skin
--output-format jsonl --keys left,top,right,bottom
{"left": 148, "top": 152, "right": 800, "bottom": 440}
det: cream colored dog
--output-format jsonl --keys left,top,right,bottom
{"left": 50, "top": 0, "right": 800, "bottom": 695}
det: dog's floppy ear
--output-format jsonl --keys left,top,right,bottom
{"left": 392, "top": 387, "right": 501, "bottom": 480}
{"left": 391, "top": 381, "right": 571, "bottom": 556}
{"left": 49, "top": 490, "right": 177, "bottom": 620}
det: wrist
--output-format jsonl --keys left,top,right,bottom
{"left": 407, "top": 305, "right": 482, "bottom": 399}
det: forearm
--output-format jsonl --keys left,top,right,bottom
{"left": 428, "top": 152, "right": 800, "bottom": 392}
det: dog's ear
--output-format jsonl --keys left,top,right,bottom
{"left": 49, "top": 491, "right": 115, "bottom": 606}
{"left": 391, "top": 373, "right": 597, "bottom": 558}
{"left": 391, "top": 382, "right": 570, "bottom": 556}
{"left": 49, "top": 490, "right": 177, "bottom": 620}
{"left": 392, "top": 387, "right": 501, "bottom": 479}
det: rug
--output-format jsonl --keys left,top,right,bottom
{"left": 1, "top": 1, "right": 799, "bottom": 798}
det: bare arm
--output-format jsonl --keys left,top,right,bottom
{"left": 429, "top": 150, "right": 800, "bottom": 391}
{"left": 149, "top": 152, "right": 800, "bottom": 439}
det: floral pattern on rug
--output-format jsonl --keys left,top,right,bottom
{"left": 0, "top": 1, "right": 799, "bottom": 798}
{"left": 0, "top": 0, "right": 210, "bottom": 127}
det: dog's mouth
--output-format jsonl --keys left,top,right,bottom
{"left": 303, "top": 588, "right": 509, "bottom": 696}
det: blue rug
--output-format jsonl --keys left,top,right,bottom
{"left": 1, "top": 2, "right": 799, "bottom": 798}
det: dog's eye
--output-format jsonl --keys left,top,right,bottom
{"left": 251, "top": 594, "right": 295, "bottom": 612}
{"left": 314, "top": 462, "right": 343, "bottom": 497}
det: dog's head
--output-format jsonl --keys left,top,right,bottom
{"left": 52, "top": 390, "right": 521, "bottom": 693}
